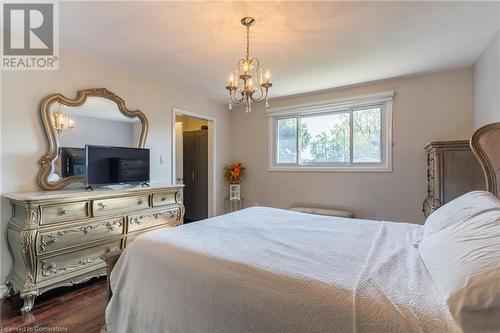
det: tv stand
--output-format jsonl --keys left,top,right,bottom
{"left": 3, "top": 184, "right": 184, "bottom": 314}
{"left": 85, "top": 186, "right": 94, "bottom": 191}
{"left": 141, "top": 182, "right": 150, "bottom": 187}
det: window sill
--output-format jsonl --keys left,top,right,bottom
{"left": 268, "top": 165, "right": 392, "bottom": 173}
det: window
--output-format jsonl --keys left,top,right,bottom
{"left": 277, "top": 118, "right": 297, "bottom": 163}
{"left": 268, "top": 92, "right": 393, "bottom": 172}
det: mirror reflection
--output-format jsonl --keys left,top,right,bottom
{"left": 47, "top": 96, "right": 142, "bottom": 183}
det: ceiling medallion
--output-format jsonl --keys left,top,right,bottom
{"left": 225, "top": 17, "right": 273, "bottom": 113}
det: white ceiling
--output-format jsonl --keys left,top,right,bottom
{"left": 58, "top": 1, "right": 500, "bottom": 103}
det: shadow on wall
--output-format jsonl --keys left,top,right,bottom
{"left": 1, "top": 198, "right": 13, "bottom": 282}
{"left": 1, "top": 151, "right": 39, "bottom": 281}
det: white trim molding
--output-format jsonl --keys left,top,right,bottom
{"left": 267, "top": 91, "right": 394, "bottom": 173}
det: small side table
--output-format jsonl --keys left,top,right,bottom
{"left": 225, "top": 198, "right": 245, "bottom": 213}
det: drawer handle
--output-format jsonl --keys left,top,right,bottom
{"left": 58, "top": 209, "right": 70, "bottom": 215}
{"left": 80, "top": 225, "right": 95, "bottom": 233}
{"left": 130, "top": 216, "right": 145, "bottom": 225}
{"left": 106, "top": 220, "right": 122, "bottom": 231}
{"left": 98, "top": 203, "right": 106, "bottom": 209}
{"left": 161, "top": 197, "right": 166, "bottom": 201}
{"left": 138, "top": 200, "right": 144, "bottom": 205}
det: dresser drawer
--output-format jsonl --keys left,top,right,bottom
{"left": 127, "top": 207, "right": 180, "bottom": 233}
{"left": 124, "top": 219, "right": 182, "bottom": 245}
{"left": 40, "top": 201, "right": 89, "bottom": 225}
{"left": 93, "top": 195, "right": 149, "bottom": 216}
{"left": 36, "top": 240, "right": 121, "bottom": 282}
{"left": 37, "top": 217, "right": 124, "bottom": 255}
{"left": 152, "top": 192, "right": 177, "bottom": 207}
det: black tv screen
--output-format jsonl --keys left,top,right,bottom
{"left": 85, "top": 145, "right": 150, "bottom": 187}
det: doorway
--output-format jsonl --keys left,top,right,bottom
{"left": 172, "top": 109, "right": 216, "bottom": 221}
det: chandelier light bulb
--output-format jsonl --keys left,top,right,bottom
{"left": 265, "top": 70, "right": 271, "bottom": 81}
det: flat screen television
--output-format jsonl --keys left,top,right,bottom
{"left": 85, "top": 145, "right": 150, "bottom": 187}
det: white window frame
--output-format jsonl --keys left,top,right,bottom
{"left": 267, "top": 91, "right": 394, "bottom": 172}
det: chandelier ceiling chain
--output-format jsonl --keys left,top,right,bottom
{"left": 245, "top": 22, "right": 250, "bottom": 60}
{"left": 225, "top": 17, "right": 273, "bottom": 113}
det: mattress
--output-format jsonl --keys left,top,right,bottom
{"left": 105, "top": 207, "right": 460, "bottom": 332}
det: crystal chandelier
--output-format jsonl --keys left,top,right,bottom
{"left": 52, "top": 102, "right": 75, "bottom": 135}
{"left": 225, "top": 17, "right": 273, "bottom": 113}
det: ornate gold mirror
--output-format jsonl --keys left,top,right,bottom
{"left": 37, "top": 88, "right": 148, "bottom": 190}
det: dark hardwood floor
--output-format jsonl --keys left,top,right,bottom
{"left": 0, "top": 277, "right": 106, "bottom": 332}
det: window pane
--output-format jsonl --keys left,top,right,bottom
{"left": 353, "top": 108, "right": 381, "bottom": 163}
{"left": 299, "top": 113, "right": 350, "bottom": 163}
{"left": 277, "top": 118, "right": 297, "bottom": 163}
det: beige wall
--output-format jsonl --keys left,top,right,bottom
{"left": 0, "top": 55, "right": 475, "bottom": 284}
{"left": 473, "top": 30, "right": 500, "bottom": 129}
{"left": 231, "top": 69, "right": 473, "bottom": 224}
{"left": 0, "top": 50, "right": 230, "bottom": 282}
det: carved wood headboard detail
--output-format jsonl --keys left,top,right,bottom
{"left": 470, "top": 122, "right": 500, "bottom": 199}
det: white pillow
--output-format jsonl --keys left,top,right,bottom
{"left": 423, "top": 191, "right": 499, "bottom": 238}
{"left": 419, "top": 201, "right": 500, "bottom": 332}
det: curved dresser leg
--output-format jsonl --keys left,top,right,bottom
{"left": 2, "top": 280, "right": 16, "bottom": 299}
{"left": 20, "top": 291, "right": 38, "bottom": 314}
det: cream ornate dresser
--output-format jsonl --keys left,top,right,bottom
{"left": 1, "top": 87, "right": 186, "bottom": 313}
{"left": 3, "top": 184, "right": 184, "bottom": 313}
{"left": 422, "top": 140, "right": 485, "bottom": 217}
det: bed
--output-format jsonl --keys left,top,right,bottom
{"left": 106, "top": 208, "right": 460, "bottom": 332}
{"left": 104, "top": 122, "right": 500, "bottom": 333}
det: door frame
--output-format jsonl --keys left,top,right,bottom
{"left": 171, "top": 108, "right": 216, "bottom": 217}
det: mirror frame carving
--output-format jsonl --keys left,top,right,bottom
{"left": 37, "top": 88, "right": 149, "bottom": 190}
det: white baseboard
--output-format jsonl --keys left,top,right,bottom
{"left": 0, "top": 284, "right": 7, "bottom": 298}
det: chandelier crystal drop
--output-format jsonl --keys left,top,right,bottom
{"left": 225, "top": 17, "right": 273, "bottom": 113}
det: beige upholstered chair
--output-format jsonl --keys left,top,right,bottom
{"left": 471, "top": 122, "right": 500, "bottom": 198}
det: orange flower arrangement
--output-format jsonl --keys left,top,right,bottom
{"left": 224, "top": 162, "right": 246, "bottom": 184}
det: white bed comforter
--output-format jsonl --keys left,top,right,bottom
{"left": 106, "top": 207, "right": 460, "bottom": 333}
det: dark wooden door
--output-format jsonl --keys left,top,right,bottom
{"left": 195, "top": 130, "right": 208, "bottom": 219}
{"left": 183, "top": 131, "right": 196, "bottom": 221}
{"left": 183, "top": 129, "right": 208, "bottom": 221}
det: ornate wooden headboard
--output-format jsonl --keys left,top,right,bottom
{"left": 471, "top": 122, "right": 500, "bottom": 199}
